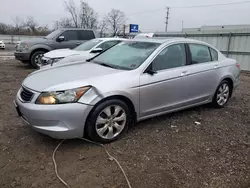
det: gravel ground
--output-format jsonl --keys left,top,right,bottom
{"left": 0, "top": 60, "right": 249, "bottom": 188}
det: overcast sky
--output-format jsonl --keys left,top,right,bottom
{"left": 1, "top": 0, "right": 250, "bottom": 32}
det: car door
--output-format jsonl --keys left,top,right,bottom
{"left": 56, "top": 30, "right": 79, "bottom": 49}
{"left": 184, "top": 43, "right": 221, "bottom": 103}
{"left": 139, "top": 43, "right": 191, "bottom": 117}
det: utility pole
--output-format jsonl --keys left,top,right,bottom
{"left": 165, "top": 7, "right": 170, "bottom": 33}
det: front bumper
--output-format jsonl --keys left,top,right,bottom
{"left": 15, "top": 90, "right": 93, "bottom": 139}
{"left": 14, "top": 51, "right": 30, "bottom": 62}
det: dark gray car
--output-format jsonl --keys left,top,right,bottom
{"left": 14, "top": 28, "right": 97, "bottom": 68}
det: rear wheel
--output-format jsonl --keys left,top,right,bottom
{"left": 30, "top": 51, "right": 46, "bottom": 69}
{"left": 85, "top": 99, "right": 131, "bottom": 143}
{"left": 212, "top": 80, "right": 232, "bottom": 108}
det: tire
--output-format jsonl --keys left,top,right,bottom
{"left": 212, "top": 80, "right": 232, "bottom": 108}
{"left": 30, "top": 51, "right": 46, "bottom": 69}
{"left": 86, "top": 99, "right": 131, "bottom": 143}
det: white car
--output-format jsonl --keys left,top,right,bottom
{"left": 41, "top": 38, "right": 126, "bottom": 67}
{"left": 0, "top": 41, "right": 5, "bottom": 49}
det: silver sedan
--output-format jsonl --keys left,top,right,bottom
{"left": 14, "top": 38, "right": 241, "bottom": 143}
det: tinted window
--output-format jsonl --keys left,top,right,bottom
{"left": 78, "top": 30, "right": 95, "bottom": 40}
{"left": 61, "top": 30, "right": 78, "bottom": 40}
{"left": 210, "top": 48, "right": 218, "bottom": 61}
{"left": 152, "top": 44, "right": 186, "bottom": 71}
{"left": 189, "top": 44, "right": 211, "bottom": 64}
{"left": 93, "top": 41, "right": 160, "bottom": 70}
{"left": 97, "top": 41, "right": 120, "bottom": 51}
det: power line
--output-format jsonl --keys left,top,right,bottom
{"left": 172, "top": 0, "right": 250, "bottom": 8}
{"left": 127, "top": 0, "right": 250, "bottom": 17}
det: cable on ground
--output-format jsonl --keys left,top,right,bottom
{"left": 52, "top": 138, "right": 132, "bottom": 188}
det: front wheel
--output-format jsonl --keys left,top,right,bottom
{"left": 85, "top": 99, "right": 131, "bottom": 143}
{"left": 30, "top": 51, "right": 46, "bottom": 69}
{"left": 212, "top": 80, "right": 232, "bottom": 108}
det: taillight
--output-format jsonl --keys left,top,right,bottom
{"left": 236, "top": 63, "right": 240, "bottom": 69}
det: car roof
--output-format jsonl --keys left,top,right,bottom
{"left": 95, "top": 38, "right": 127, "bottom": 41}
{"left": 129, "top": 37, "right": 211, "bottom": 45}
{"left": 61, "top": 28, "right": 95, "bottom": 31}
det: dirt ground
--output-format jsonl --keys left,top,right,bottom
{"left": 0, "top": 60, "right": 249, "bottom": 188}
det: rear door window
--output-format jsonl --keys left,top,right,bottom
{"left": 61, "top": 30, "right": 78, "bottom": 41}
{"left": 189, "top": 44, "right": 211, "bottom": 64}
{"left": 77, "top": 30, "right": 95, "bottom": 40}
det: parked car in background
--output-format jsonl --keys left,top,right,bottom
{"left": 40, "top": 38, "right": 126, "bottom": 68}
{"left": 14, "top": 38, "right": 240, "bottom": 143}
{"left": 0, "top": 41, "right": 5, "bottom": 49}
{"left": 134, "top": 33, "right": 154, "bottom": 39}
{"left": 14, "top": 28, "right": 97, "bottom": 68}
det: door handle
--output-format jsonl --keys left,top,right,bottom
{"left": 76, "top": 42, "right": 81, "bottom": 45}
{"left": 214, "top": 64, "right": 219, "bottom": 69}
{"left": 181, "top": 71, "right": 188, "bottom": 76}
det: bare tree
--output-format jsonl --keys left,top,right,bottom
{"left": 64, "top": 0, "right": 79, "bottom": 28}
{"left": 25, "top": 16, "right": 38, "bottom": 33}
{"left": 98, "top": 19, "right": 108, "bottom": 37}
{"left": 0, "top": 22, "right": 9, "bottom": 34}
{"left": 55, "top": 18, "right": 74, "bottom": 29}
{"left": 12, "top": 16, "right": 24, "bottom": 32}
{"left": 105, "top": 9, "right": 126, "bottom": 36}
{"left": 79, "top": 1, "right": 98, "bottom": 29}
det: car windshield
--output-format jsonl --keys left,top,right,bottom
{"left": 74, "top": 39, "right": 103, "bottom": 51}
{"left": 44, "top": 30, "right": 62, "bottom": 39}
{"left": 92, "top": 41, "right": 160, "bottom": 70}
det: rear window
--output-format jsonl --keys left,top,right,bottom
{"left": 77, "top": 30, "right": 95, "bottom": 40}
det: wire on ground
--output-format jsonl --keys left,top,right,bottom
{"left": 52, "top": 138, "right": 132, "bottom": 188}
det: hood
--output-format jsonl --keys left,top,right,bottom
{"left": 44, "top": 49, "right": 80, "bottom": 59}
{"left": 21, "top": 37, "right": 51, "bottom": 45}
{"left": 23, "top": 62, "right": 123, "bottom": 92}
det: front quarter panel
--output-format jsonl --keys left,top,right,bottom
{"left": 78, "top": 71, "right": 140, "bottom": 117}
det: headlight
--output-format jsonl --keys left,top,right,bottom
{"left": 19, "top": 43, "right": 29, "bottom": 51}
{"left": 36, "top": 86, "right": 90, "bottom": 104}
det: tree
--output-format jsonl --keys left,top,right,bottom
{"left": 79, "top": 1, "right": 98, "bottom": 29}
{"left": 24, "top": 16, "right": 38, "bottom": 33}
{"left": 0, "top": 22, "right": 9, "bottom": 34}
{"left": 54, "top": 18, "right": 74, "bottom": 29}
{"left": 105, "top": 9, "right": 126, "bottom": 36}
{"left": 64, "top": 0, "right": 79, "bottom": 28}
{"left": 12, "top": 16, "right": 24, "bottom": 32}
{"left": 98, "top": 19, "right": 108, "bottom": 37}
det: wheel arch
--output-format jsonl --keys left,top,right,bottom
{"left": 84, "top": 95, "right": 137, "bottom": 137}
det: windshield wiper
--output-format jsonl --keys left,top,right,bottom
{"left": 98, "top": 63, "right": 116, "bottom": 69}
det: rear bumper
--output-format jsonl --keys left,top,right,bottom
{"left": 14, "top": 52, "right": 30, "bottom": 62}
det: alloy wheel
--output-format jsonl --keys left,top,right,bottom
{"left": 95, "top": 105, "right": 127, "bottom": 140}
{"left": 216, "top": 83, "right": 230, "bottom": 106}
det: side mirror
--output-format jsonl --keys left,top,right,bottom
{"left": 146, "top": 69, "right": 157, "bottom": 75}
{"left": 90, "top": 48, "right": 103, "bottom": 53}
{"left": 145, "top": 65, "right": 157, "bottom": 75}
{"left": 57, "top": 36, "right": 65, "bottom": 42}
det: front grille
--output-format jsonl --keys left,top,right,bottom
{"left": 20, "top": 87, "right": 34, "bottom": 102}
